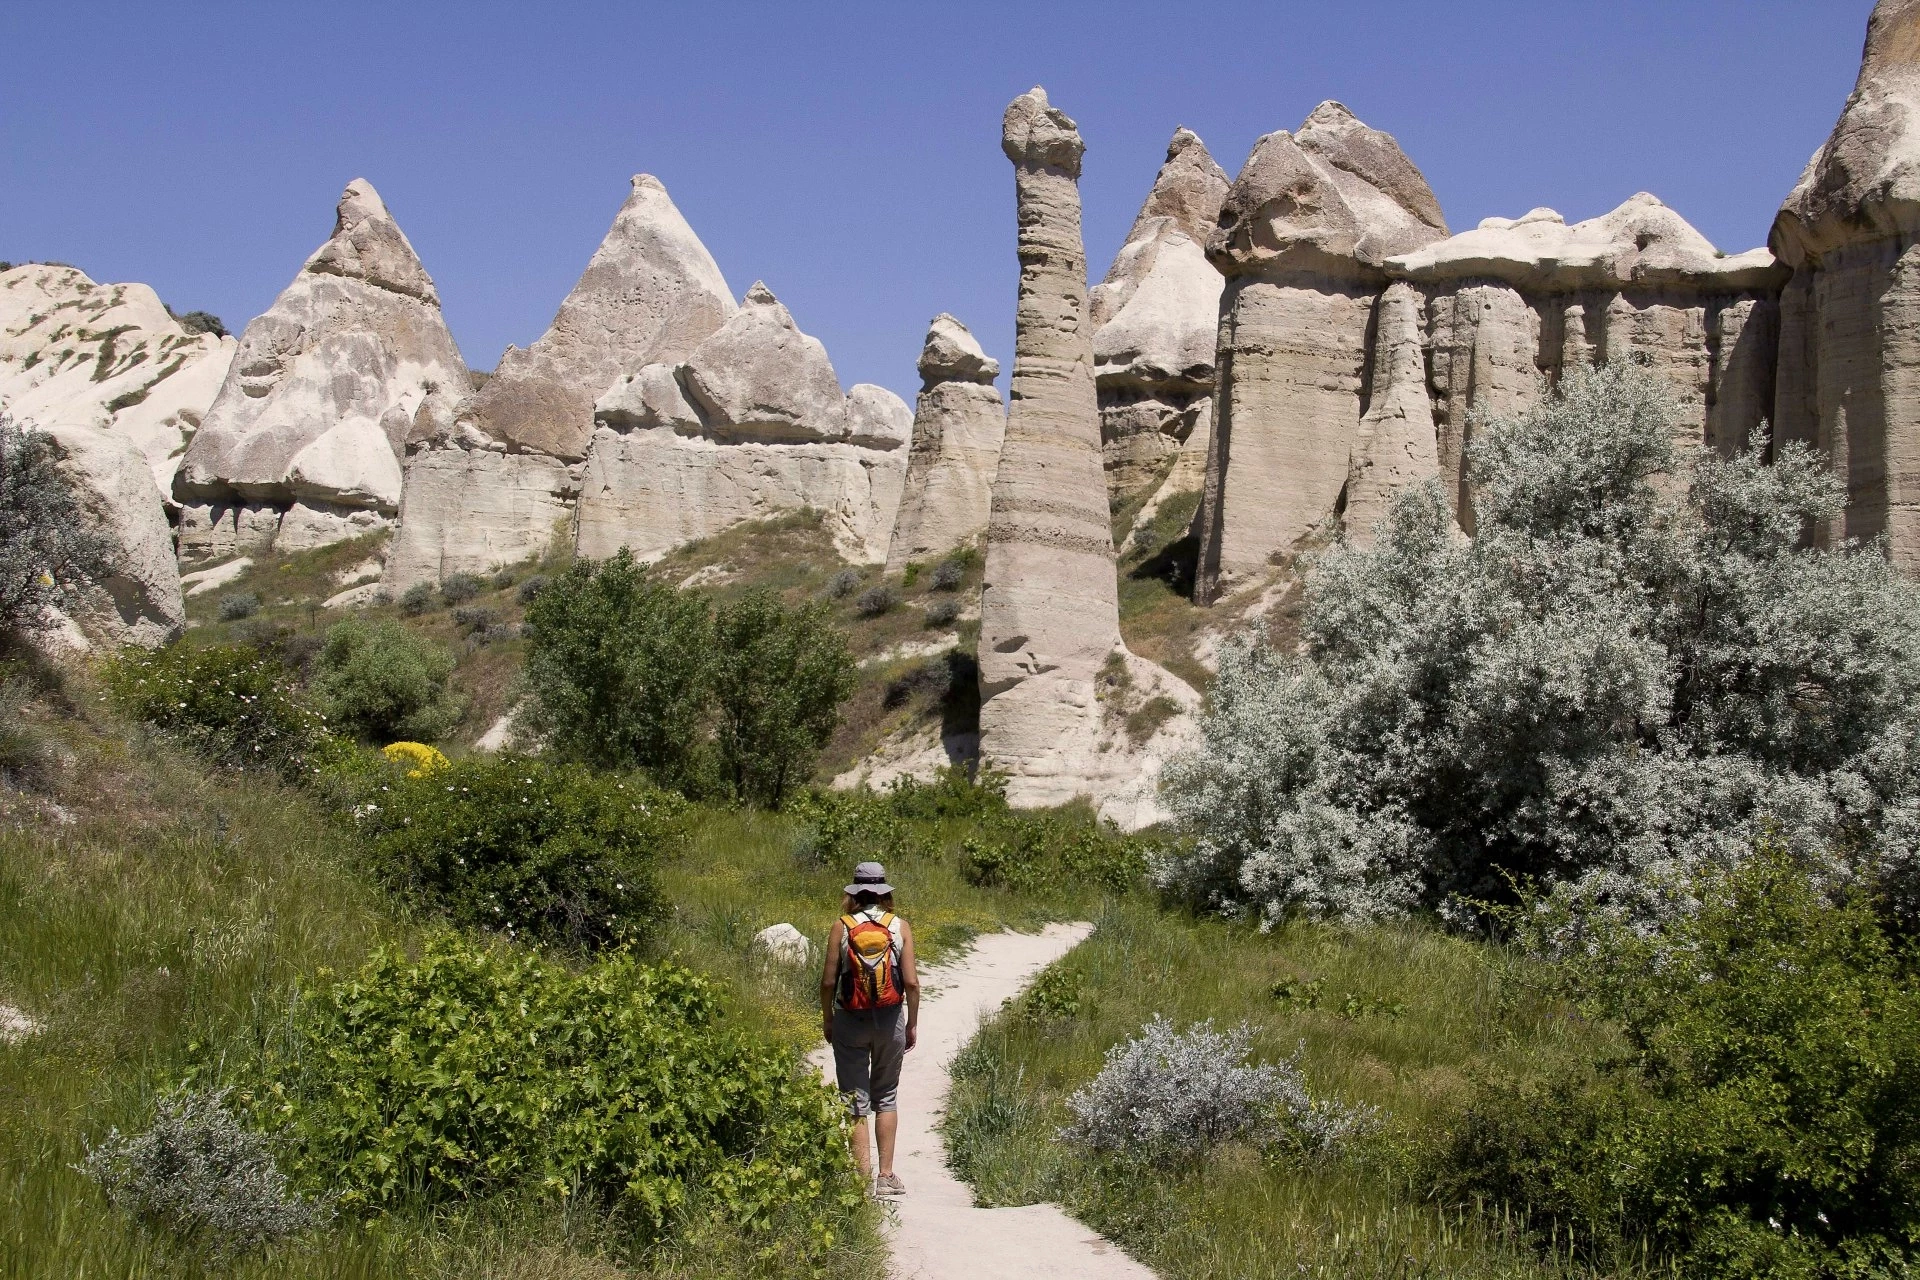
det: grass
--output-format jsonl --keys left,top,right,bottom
{"left": 942, "top": 899, "right": 1666, "bottom": 1280}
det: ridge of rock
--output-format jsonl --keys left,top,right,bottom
{"left": 918, "top": 313, "right": 999, "bottom": 387}
{"left": 887, "top": 313, "right": 1006, "bottom": 575}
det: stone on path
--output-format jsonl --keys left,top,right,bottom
{"left": 813, "top": 923, "right": 1154, "bottom": 1280}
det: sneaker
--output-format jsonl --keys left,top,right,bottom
{"left": 875, "top": 1173, "right": 907, "bottom": 1197}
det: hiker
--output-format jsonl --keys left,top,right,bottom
{"left": 821, "top": 860, "right": 920, "bottom": 1197}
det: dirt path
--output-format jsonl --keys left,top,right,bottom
{"left": 814, "top": 922, "right": 1156, "bottom": 1280}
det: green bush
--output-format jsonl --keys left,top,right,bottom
{"left": 104, "top": 644, "right": 331, "bottom": 776}
{"left": 1, "top": 413, "right": 115, "bottom": 637}
{"left": 1442, "top": 850, "right": 1920, "bottom": 1276}
{"left": 398, "top": 582, "right": 434, "bottom": 616}
{"left": 358, "top": 755, "right": 678, "bottom": 949}
{"left": 216, "top": 591, "right": 259, "bottom": 621}
{"left": 439, "top": 572, "right": 483, "bottom": 606}
{"left": 962, "top": 811, "right": 1147, "bottom": 896}
{"left": 249, "top": 936, "right": 863, "bottom": 1253}
{"left": 310, "top": 616, "right": 464, "bottom": 744}
{"left": 522, "top": 553, "right": 857, "bottom": 804}
{"left": 709, "top": 590, "right": 854, "bottom": 807}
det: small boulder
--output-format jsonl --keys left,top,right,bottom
{"left": 754, "top": 922, "right": 814, "bottom": 966}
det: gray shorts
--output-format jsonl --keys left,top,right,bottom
{"left": 831, "top": 1005, "right": 906, "bottom": 1118}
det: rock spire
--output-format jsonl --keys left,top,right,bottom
{"left": 884, "top": 314, "right": 1005, "bottom": 575}
{"left": 175, "top": 179, "right": 468, "bottom": 560}
{"left": 978, "top": 88, "right": 1126, "bottom": 806}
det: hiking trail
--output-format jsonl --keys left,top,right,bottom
{"left": 813, "top": 921, "right": 1155, "bottom": 1280}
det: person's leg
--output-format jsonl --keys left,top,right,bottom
{"left": 830, "top": 1011, "right": 876, "bottom": 1182}
{"left": 875, "top": 1110, "right": 898, "bottom": 1178}
{"left": 849, "top": 1115, "right": 873, "bottom": 1180}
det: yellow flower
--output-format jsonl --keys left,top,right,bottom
{"left": 382, "top": 741, "right": 450, "bottom": 777}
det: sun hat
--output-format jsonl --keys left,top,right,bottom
{"left": 844, "top": 861, "right": 895, "bottom": 895}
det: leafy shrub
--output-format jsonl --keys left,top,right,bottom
{"left": 252, "top": 937, "right": 862, "bottom": 1252}
{"left": 397, "top": 582, "right": 435, "bottom": 616}
{"left": 216, "top": 591, "right": 259, "bottom": 621}
{"left": 854, "top": 585, "right": 896, "bottom": 617}
{"left": 515, "top": 574, "right": 546, "bottom": 605}
{"left": 0, "top": 670, "right": 57, "bottom": 788}
{"left": 451, "top": 604, "right": 498, "bottom": 635}
{"left": 709, "top": 590, "right": 855, "bottom": 807}
{"left": 171, "top": 309, "right": 227, "bottom": 338}
{"left": 1164, "top": 366, "right": 1920, "bottom": 928}
{"left": 490, "top": 567, "right": 518, "bottom": 590}
{"left": 1020, "top": 963, "right": 1085, "bottom": 1022}
{"left": 104, "top": 644, "right": 330, "bottom": 775}
{"left": 930, "top": 557, "right": 967, "bottom": 591}
{"left": 962, "top": 812, "right": 1147, "bottom": 895}
{"left": 439, "top": 572, "right": 483, "bottom": 606}
{"left": 824, "top": 568, "right": 861, "bottom": 600}
{"left": 380, "top": 740, "right": 448, "bottom": 776}
{"left": 884, "top": 657, "right": 951, "bottom": 709}
{"left": 310, "top": 617, "right": 464, "bottom": 744}
{"left": 901, "top": 562, "right": 922, "bottom": 588}
{"left": 520, "top": 549, "right": 716, "bottom": 791}
{"left": 81, "top": 1088, "right": 323, "bottom": 1254}
{"left": 359, "top": 755, "right": 678, "bottom": 949}
{"left": 1443, "top": 850, "right": 1920, "bottom": 1276}
{"left": 1062, "top": 1017, "right": 1370, "bottom": 1163}
{"left": 0, "top": 413, "right": 115, "bottom": 636}
{"left": 924, "top": 597, "right": 961, "bottom": 627}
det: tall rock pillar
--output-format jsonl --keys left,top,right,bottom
{"left": 1771, "top": 0, "right": 1920, "bottom": 570}
{"left": 978, "top": 88, "right": 1125, "bottom": 807}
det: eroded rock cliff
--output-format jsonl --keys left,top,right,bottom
{"left": 884, "top": 314, "right": 1004, "bottom": 575}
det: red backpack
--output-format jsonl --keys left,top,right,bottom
{"left": 838, "top": 911, "right": 903, "bottom": 1010}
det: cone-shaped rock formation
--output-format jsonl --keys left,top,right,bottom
{"left": 175, "top": 179, "right": 468, "bottom": 560}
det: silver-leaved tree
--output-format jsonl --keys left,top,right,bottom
{"left": 1162, "top": 365, "right": 1920, "bottom": 930}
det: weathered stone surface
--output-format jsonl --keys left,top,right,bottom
{"left": 464, "top": 175, "right": 736, "bottom": 460}
{"left": 1770, "top": 0, "right": 1920, "bottom": 569}
{"left": 1344, "top": 282, "right": 1441, "bottom": 546}
{"left": 0, "top": 264, "right": 235, "bottom": 495}
{"left": 574, "top": 286, "right": 905, "bottom": 565}
{"left": 1091, "top": 130, "right": 1229, "bottom": 501}
{"left": 175, "top": 180, "right": 468, "bottom": 558}
{"left": 42, "top": 421, "right": 185, "bottom": 647}
{"left": 384, "top": 448, "right": 575, "bottom": 591}
{"left": 676, "top": 283, "right": 849, "bottom": 444}
{"left": 979, "top": 87, "right": 1127, "bottom": 807}
{"left": 885, "top": 315, "right": 1006, "bottom": 575}
{"left": 573, "top": 428, "right": 903, "bottom": 565}
{"left": 1194, "top": 103, "right": 1447, "bottom": 601}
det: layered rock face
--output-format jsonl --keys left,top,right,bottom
{"left": 0, "top": 264, "right": 235, "bottom": 495}
{"left": 1771, "top": 0, "right": 1920, "bottom": 569}
{"left": 460, "top": 175, "right": 737, "bottom": 461}
{"left": 979, "top": 88, "right": 1128, "bottom": 807}
{"left": 175, "top": 180, "right": 468, "bottom": 562}
{"left": 884, "top": 314, "right": 1005, "bottom": 575}
{"left": 40, "top": 422, "right": 186, "bottom": 647}
{"left": 574, "top": 283, "right": 908, "bottom": 564}
{"left": 1091, "top": 128, "right": 1229, "bottom": 506}
{"left": 1386, "top": 196, "right": 1784, "bottom": 534}
{"left": 1193, "top": 103, "right": 1449, "bottom": 601}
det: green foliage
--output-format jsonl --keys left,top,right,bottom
{"left": 397, "top": 581, "right": 434, "bottom": 616}
{"left": 439, "top": 573, "right": 483, "bottom": 606}
{"left": 900, "top": 562, "right": 922, "bottom": 588}
{"left": 930, "top": 556, "right": 967, "bottom": 591}
{"left": 358, "top": 755, "right": 679, "bottom": 949}
{"left": 80, "top": 1088, "right": 324, "bottom": 1255}
{"left": 824, "top": 568, "right": 861, "bottom": 600}
{"left": 104, "top": 643, "right": 331, "bottom": 776}
{"left": 520, "top": 550, "right": 716, "bottom": 792}
{"left": 250, "top": 936, "right": 864, "bottom": 1255}
{"left": 853, "top": 585, "right": 896, "bottom": 617}
{"left": 1020, "top": 963, "right": 1085, "bottom": 1023}
{"left": 1443, "top": 850, "right": 1920, "bottom": 1276}
{"left": 923, "top": 597, "right": 961, "bottom": 627}
{"left": 709, "top": 590, "right": 855, "bottom": 807}
{"left": 217, "top": 591, "right": 259, "bottom": 621}
{"left": 310, "top": 617, "right": 464, "bottom": 744}
{"left": 174, "top": 310, "right": 227, "bottom": 338}
{"left": 961, "top": 811, "right": 1148, "bottom": 896}
{"left": 522, "top": 553, "right": 856, "bottom": 804}
{"left": 0, "top": 413, "right": 115, "bottom": 636}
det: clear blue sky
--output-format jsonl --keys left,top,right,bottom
{"left": 1, "top": 1, "right": 1875, "bottom": 404}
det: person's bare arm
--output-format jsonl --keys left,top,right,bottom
{"left": 820, "top": 919, "right": 844, "bottom": 1042}
{"left": 899, "top": 919, "right": 921, "bottom": 1051}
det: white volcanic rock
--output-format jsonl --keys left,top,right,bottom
{"left": 574, "top": 284, "right": 904, "bottom": 565}
{"left": 0, "top": 264, "right": 235, "bottom": 494}
{"left": 384, "top": 448, "right": 576, "bottom": 591}
{"left": 1091, "top": 130, "right": 1229, "bottom": 501}
{"left": 175, "top": 179, "right": 468, "bottom": 558}
{"left": 753, "top": 923, "right": 814, "bottom": 966}
{"left": 464, "top": 175, "right": 736, "bottom": 461}
{"left": 41, "top": 421, "right": 185, "bottom": 647}
{"left": 178, "top": 556, "right": 252, "bottom": 598}
{"left": 885, "top": 315, "right": 1006, "bottom": 575}
{"left": 981, "top": 87, "right": 1135, "bottom": 809}
{"left": 1195, "top": 102, "right": 1447, "bottom": 601}
{"left": 1344, "top": 282, "right": 1441, "bottom": 546}
{"left": 677, "top": 282, "right": 850, "bottom": 443}
{"left": 845, "top": 383, "right": 912, "bottom": 451}
{"left": 1770, "top": 0, "right": 1920, "bottom": 568}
